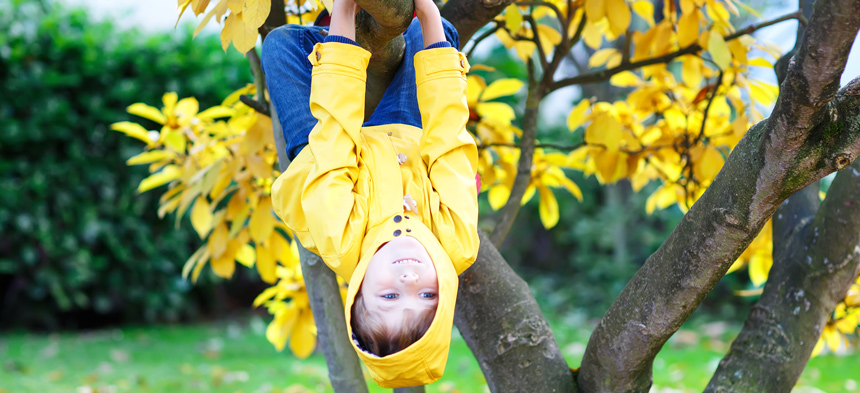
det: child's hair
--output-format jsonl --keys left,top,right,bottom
{"left": 351, "top": 292, "right": 436, "bottom": 357}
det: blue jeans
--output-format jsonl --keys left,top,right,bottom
{"left": 261, "top": 18, "right": 460, "bottom": 161}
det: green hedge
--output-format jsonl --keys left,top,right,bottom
{"left": 0, "top": 0, "right": 251, "bottom": 328}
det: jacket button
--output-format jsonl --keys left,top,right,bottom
{"left": 387, "top": 131, "right": 393, "bottom": 136}
{"left": 397, "top": 153, "right": 407, "bottom": 165}
{"left": 316, "top": 51, "right": 321, "bottom": 61}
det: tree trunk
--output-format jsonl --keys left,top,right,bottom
{"left": 454, "top": 231, "right": 577, "bottom": 393}
{"left": 577, "top": 0, "right": 860, "bottom": 390}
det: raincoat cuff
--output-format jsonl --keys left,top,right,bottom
{"left": 414, "top": 47, "right": 469, "bottom": 85}
{"left": 308, "top": 42, "right": 371, "bottom": 81}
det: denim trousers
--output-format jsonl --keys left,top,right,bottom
{"left": 261, "top": 18, "right": 461, "bottom": 161}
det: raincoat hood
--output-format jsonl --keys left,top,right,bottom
{"left": 345, "top": 213, "right": 458, "bottom": 388}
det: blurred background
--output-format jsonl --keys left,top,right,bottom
{"left": 1, "top": 0, "right": 858, "bottom": 392}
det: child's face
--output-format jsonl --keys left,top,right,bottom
{"left": 360, "top": 236, "right": 439, "bottom": 332}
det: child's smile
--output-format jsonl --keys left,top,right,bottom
{"left": 361, "top": 236, "right": 439, "bottom": 331}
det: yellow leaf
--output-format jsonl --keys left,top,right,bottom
{"left": 567, "top": 99, "right": 591, "bottom": 131}
{"left": 707, "top": 29, "right": 731, "bottom": 70}
{"left": 192, "top": 0, "right": 210, "bottom": 15}
{"left": 126, "top": 150, "right": 176, "bottom": 165}
{"left": 536, "top": 24, "right": 562, "bottom": 54}
{"left": 681, "top": 55, "right": 703, "bottom": 87}
{"left": 211, "top": 239, "right": 239, "bottom": 278}
{"left": 748, "top": 57, "right": 772, "bottom": 68}
{"left": 164, "top": 130, "right": 186, "bottom": 153}
{"left": 182, "top": 246, "right": 207, "bottom": 280}
{"left": 175, "top": 0, "right": 193, "bottom": 29}
{"left": 731, "top": 0, "right": 762, "bottom": 18}
{"left": 256, "top": 244, "right": 277, "bottom": 284}
{"left": 696, "top": 146, "right": 724, "bottom": 181}
{"left": 208, "top": 222, "right": 229, "bottom": 258}
{"left": 725, "top": 258, "right": 745, "bottom": 274}
{"left": 488, "top": 185, "right": 510, "bottom": 210}
{"left": 227, "top": 0, "right": 243, "bottom": 13}
{"left": 646, "top": 183, "right": 681, "bottom": 214}
{"left": 593, "top": 150, "right": 626, "bottom": 183}
{"left": 477, "top": 102, "right": 516, "bottom": 124}
{"left": 558, "top": 175, "right": 584, "bottom": 201}
{"left": 609, "top": 70, "right": 641, "bottom": 87}
{"left": 267, "top": 304, "right": 299, "bottom": 351}
{"left": 233, "top": 12, "right": 259, "bottom": 53}
{"left": 197, "top": 106, "right": 234, "bottom": 120}
{"left": 824, "top": 326, "right": 842, "bottom": 353}
{"left": 127, "top": 103, "right": 167, "bottom": 124}
{"left": 192, "top": 251, "right": 209, "bottom": 283}
{"left": 111, "top": 122, "right": 155, "bottom": 146}
{"left": 585, "top": 0, "right": 606, "bottom": 23}
{"left": 138, "top": 165, "right": 181, "bottom": 193}
{"left": 588, "top": 48, "right": 619, "bottom": 68}
{"left": 190, "top": 196, "right": 214, "bottom": 238}
{"left": 194, "top": 3, "right": 219, "bottom": 38}
{"left": 748, "top": 252, "right": 772, "bottom": 286}
{"left": 605, "top": 0, "right": 631, "bottom": 37}
{"left": 242, "top": 0, "right": 271, "bottom": 28}
{"left": 250, "top": 197, "right": 275, "bottom": 244}
{"left": 632, "top": 0, "right": 655, "bottom": 27}
{"left": 253, "top": 286, "right": 279, "bottom": 307}
{"left": 221, "top": 12, "right": 238, "bottom": 51}
{"left": 505, "top": 4, "right": 523, "bottom": 33}
{"left": 811, "top": 335, "right": 825, "bottom": 357}
{"left": 585, "top": 113, "right": 622, "bottom": 151}
{"left": 482, "top": 78, "right": 524, "bottom": 102}
{"left": 583, "top": 21, "right": 604, "bottom": 49}
{"left": 236, "top": 243, "right": 256, "bottom": 267}
{"left": 290, "top": 308, "right": 317, "bottom": 359}
{"left": 537, "top": 186, "right": 559, "bottom": 229}
{"left": 677, "top": 10, "right": 699, "bottom": 47}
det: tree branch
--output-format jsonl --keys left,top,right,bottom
{"left": 577, "top": 0, "right": 860, "bottom": 388}
{"left": 442, "top": 0, "right": 515, "bottom": 48}
{"left": 465, "top": 21, "right": 502, "bottom": 59}
{"left": 454, "top": 231, "right": 577, "bottom": 393}
{"left": 489, "top": 74, "right": 542, "bottom": 247}
{"left": 550, "top": 10, "right": 803, "bottom": 92}
{"left": 706, "top": 143, "right": 860, "bottom": 393}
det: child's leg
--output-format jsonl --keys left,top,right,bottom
{"left": 363, "top": 17, "right": 460, "bottom": 128}
{"left": 261, "top": 24, "right": 327, "bottom": 161}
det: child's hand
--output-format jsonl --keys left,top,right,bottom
{"left": 414, "top": 0, "right": 445, "bottom": 48}
{"left": 329, "top": 0, "right": 361, "bottom": 41}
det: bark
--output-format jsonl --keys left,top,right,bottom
{"left": 269, "top": 103, "right": 369, "bottom": 393}
{"left": 454, "top": 231, "right": 577, "bottom": 393}
{"left": 576, "top": 0, "right": 860, "bottom": 390}
{"left": 705, "top": 155, "right": 860, "bottom": 393}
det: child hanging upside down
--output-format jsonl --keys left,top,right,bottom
{"left": 262, "top": 0, "right": 479, "bottom": 388}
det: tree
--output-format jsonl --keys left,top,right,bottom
{"left": 116, "top": 0, "right": 860, "bottom": 391}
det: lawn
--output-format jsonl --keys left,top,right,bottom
{"left": 1, "top": 316, "right": 857, "bottom": 393}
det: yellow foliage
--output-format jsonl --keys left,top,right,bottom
{"left": 113, "top": 86, "right": 317, "bottom": 357}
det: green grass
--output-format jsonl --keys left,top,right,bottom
{"left": 1, "top": 316, "right": 857, "bottom": 393}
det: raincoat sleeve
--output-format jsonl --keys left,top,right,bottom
{"left": 414, "top": 48, "right": 480, "bottom": 275}
{"left": 299, "top": 42, "right": 372, "bottom": 280}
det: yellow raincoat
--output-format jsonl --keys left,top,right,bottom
{"left": 271, "top": 42, "right": 480, "bottom": 388}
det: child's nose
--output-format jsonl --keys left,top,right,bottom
{"left": 399, "top": 272, "right": 418, "bottom": 284}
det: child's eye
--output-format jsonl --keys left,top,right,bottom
{"left": 421, "top": 293, "right": 437, "bottom": 299}
{"left": 382, "top": 294, "right": 398, "bottom": 299}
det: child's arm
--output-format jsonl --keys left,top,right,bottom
{"left": 300, "top": 0, "right": 371, "bottom": 277}
{"left": 413, "top": 4, "right": 480, "bottom": 275}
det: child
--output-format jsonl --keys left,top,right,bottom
{"left": 262, "top": 0, "right": 479, "bottom": 388}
